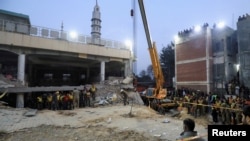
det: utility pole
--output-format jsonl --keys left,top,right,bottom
{"left": 131, "top": 0, "right": 137, "bottom": 75}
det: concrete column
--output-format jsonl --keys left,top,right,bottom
{"left": 129, "top": 59, "right": 133, "bottom": 76}
{"left": 124, "top": 60, "right": 129, "bottom": 77}
{"left": 16, "top": 93, "right": 24, "bottom": 108}
{"left": 18, "top": 54, "right": 25, "bottom": 85}
{"left": 100, "top": 61, "right": 105, "bottom": 81}
{"left": 16, "top": 54, "right": 25, "bottom": 108}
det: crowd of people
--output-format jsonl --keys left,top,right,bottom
{"left": 176, "top": 104, "right": 250, "bottom": 141}
{"left": 172, "top": 86, "right": 250, "bottom": 125}
{"left": 28, "top": 83, "right": 97, "bottom": 110}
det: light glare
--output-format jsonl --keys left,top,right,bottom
{"left": 217, "top": 22, "right": 225, "bottom": 28}
{"left": 125, "top": 39, "right": 133, "bottom": 50}
{"left": 194, "top": 25, "right": 201, "bottom": 32}
{"left": 70, "top": 31, "right": 78, "bottom": 39}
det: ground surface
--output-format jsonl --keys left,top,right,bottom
{"left": 0, "top": 104, "right": 209, "bottom": 141}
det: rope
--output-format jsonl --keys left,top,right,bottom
{"left": 177, "top": 101, "right": 243, "bottom": 112}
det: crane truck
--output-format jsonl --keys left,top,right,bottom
{"left": 138, "top": 0, "right": 178, "bottom": 114}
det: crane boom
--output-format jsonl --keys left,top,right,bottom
{"left": 138, "top": 0, "right": 166, "bottom": 99}
{"left": 138, "top": 0, "right": 152, "bottom": 49}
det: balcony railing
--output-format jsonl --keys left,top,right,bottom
{"left": 0, "top": 19, "right": 129, "bottom": 50}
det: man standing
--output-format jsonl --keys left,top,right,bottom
{"left": 82, "top": 86, "right": 90, "bottom": 107}
{"left": 120, "top": 89, "right": 128, "bottom": 106}
{"left": 89, "top": 83, "right": 97, "bottom": 101}
{"left": 73, "top": 88, "right": 80, "bottom": 109}
{"left": 51, "top": 91, "right": 58, "bottom": 110}
{"left": 242, "top": 105, "right": 250, "bottom": 125}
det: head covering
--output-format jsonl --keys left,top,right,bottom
{"left": 120, "top": 89, "right": 124, "bottom": 92}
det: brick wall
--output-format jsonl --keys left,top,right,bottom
{"left": 177, "top": 60, "right": 207, "bottom": 81}
{"left": 176, "top": 35, "right": 206, "bottom": 61}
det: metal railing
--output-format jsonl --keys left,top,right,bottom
{"left": 0, "top": 19, "right": 129, "bottom": 50}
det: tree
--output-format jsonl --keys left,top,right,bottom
{"left": 137, "top": 69, "right": 152, "bottom": 82}
{"left": 139, "top": 70, "right": 147, "bottom": 77}
{"left": 160, "top": 42, "right": 175, "bottom": 87}
{"left": 146, "top": 65, "right": 154, "bottom": 80}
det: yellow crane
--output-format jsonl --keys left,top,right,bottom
{"left": 138, "top": 0, "right": 166, "bottom": 100}
{"left": 137, "top": 0, "right": 178, "bottom": 113}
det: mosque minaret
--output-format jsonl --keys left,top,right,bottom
{"left": 91, "top": 0, "right": 102, "bottom": 43}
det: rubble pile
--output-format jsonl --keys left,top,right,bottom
{"left": 94, "top": 76, "right": 144, "bottom": 105}
{"left": 0, "top": 75, "right": 145, "bottom": 106}
{"left": 0, "top": 74, "right": 24, "bottom": 88}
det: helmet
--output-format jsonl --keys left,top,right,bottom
{"left": 120, "top": 89, "right": 124, "bottom": 92}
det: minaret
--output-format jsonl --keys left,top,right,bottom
{"left": 91, "top": 0, "right": 101, "bottom": 43}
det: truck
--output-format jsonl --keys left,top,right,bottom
{"left": 138, "top": 0, "right": 178, "bottom": 114}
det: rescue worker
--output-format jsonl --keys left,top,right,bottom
{"left": 83, "top": 86, "right": 90, "bottom": 107}
{"left": 79, "top": 89, "right": 84, "bottom": 108}
{"left": 242, "top": 105, "right": 250, "bottom": 125}
{"left": 59, "top": 92, "right": 64, "bottom": 110}
{"left": 51, "top": 91, "right": 59, "bottom": 110}
{"left": 68, "top": 92, "right": 74, "bottom": 109}
{"left": 37, "top": 95, "right": 43, "bottom": 110}
{"left": 85, "top": 90, "right": 91, "bottom": 107}
{"left": 211, "top": 106, "right": 218, "bottom": 123}
{"left": 82, "top": 86, "right": 88, "bottom": 107}
{"left": 89, "top": 83, "right": 97, "bottom": 101}
{"left": 47, "top": 93, "right": 52, "bottom": 110}
{"left": 73, "top": 88, "right": 80, "bottom": 108}
{"left": 120, "top": 89, "right": 128, "bottom": 106}
{"left": 63, "top": 92, "right": 69, "bottom": 110}
{"left": 42, "top": 93, "right": 47, "bottom": 109}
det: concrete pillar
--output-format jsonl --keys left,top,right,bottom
{"left": 124, "top": 60, "right": 129, "bottom": 77}
{"left": 16, "top": 93, "right": 24, "bottom": 108}
{"left": 18, "top": 54, "right": 25, "bottom": 85}
{"left": 16, "top": 54, "right": 25, "bottom": 108}
{"left": 100, "top": 61, "right": 105, "bottom": 81}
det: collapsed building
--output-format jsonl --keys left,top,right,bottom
{"left": 0, "top": 2, "right": 136, "bottom": 108}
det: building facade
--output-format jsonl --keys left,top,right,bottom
{"left": 237, "top": 14, "right": 250, "bottom": 88}
{"left": 175, "top": 24, "right": 213, "bottom": 93}
{"left": 175, "top": 14, "right": 250, "bottom": 95}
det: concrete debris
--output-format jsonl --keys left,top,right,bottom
{"left": 162, "top": 118, "right": 170, "bottom": 123}
{"left": 94, "top": 76, "right": 144, "bottom": 106}
{"left": 0, "top": 75, "right": 145, "bottom": 106}
{"left": 120, "top": 84, "right": 134, "bottom": 89}
{"left": 167, "top": 109, "right": 180, "bottom": 117}
{"left": 0, "top": 101, "right": 8, "bottom": 106}
{"left": 126, "top": 91, "right": 144, "bottom": 105}
{"left": 107, "top": 117, "right": 112, "bottom": 124}
{"left": 153, "top": 134, "right": 161, "bottom": 137}
{"left": 108, "top": 79, "right": 120, "bottom": 85}
{"left": 0, "top": 80, "right": 15, "bottom": 88}
{"left": 121, "top": 76, "right": 133, "bottom": 84}
{"left": 98, "top": 99, "right": 109, "bottom": 105}
{"left": 24, "top": 109, "right": 37, "bottom": 117}
{"left": 0, "top": 74, "right": 24, "bottom": 88}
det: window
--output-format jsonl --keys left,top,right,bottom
{"left": 44, "top": 73, "right": 53, "bottom": 80}
{"left": 63, "top": 74, "right": 71, "bottom": 81}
